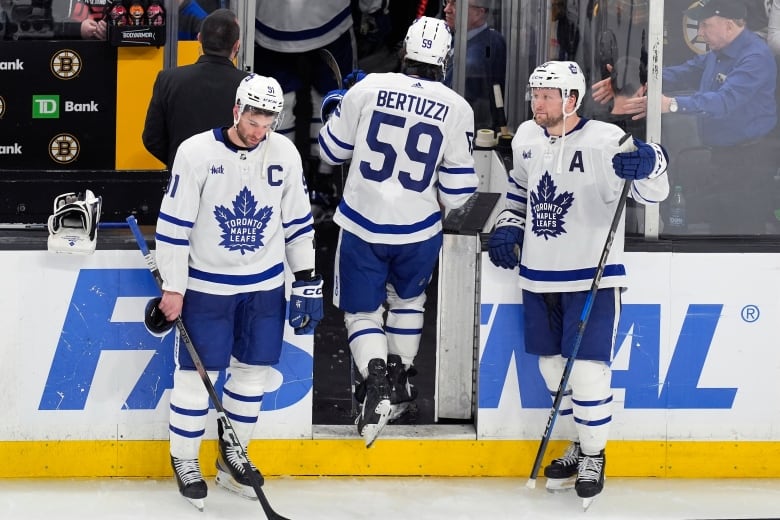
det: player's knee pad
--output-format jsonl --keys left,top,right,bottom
{"left": 171, "top": 368, "right": 215, "bottom": 409}
{"left": 538, "top": 355, "right": 566, "bottom": 391}
{"left": 223, "top": 359, "right": 268, "bottom": 441}
{"left": 227, "top": 358, "right": 271, "bottom": 393}
{"left": 385, "top": 287, "right": 426, "bottom": 364}
{"left": 569, "top": 360, "right": 612, "bottom": 400}
{"left": 344, "top": 307, "right": 387, "bottom": 378}
{"left": 538, "top": 356, "right": 574, "bottom": 423}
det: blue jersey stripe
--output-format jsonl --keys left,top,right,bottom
{"left": 520, "top": 263, "right": 626, "bottom": 283}
{"left": 339, "top": 201, "right": 441, "bottom": 235}
{"left": 189, "top": 263, "right": 284, "bottom": 286}
{"left": 255, "top": 5, "right": 351, "bottom": 41}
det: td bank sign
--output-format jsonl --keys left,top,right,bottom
{"left": 33, "top": 95, "right": 100, "bottom": 118}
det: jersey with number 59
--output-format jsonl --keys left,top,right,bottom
{"left": 318, "top": 72, "right": 479, "bottom": 245}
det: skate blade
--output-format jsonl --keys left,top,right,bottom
{"left": 215, "top": 470, "right": 258, "bottom": 501}
{"left": 184, "top": 497, "right": 205, "bottom": 511}
{"left": 388, "top": 401, "right": 412, "bottom": 422}
{"left": 362, "top": 400, "right": 391, "bottom": 448}
{"left": 545, "top": 476, "right": 576, "bottom": 493}
{"left": 582, "top": 496, "right": 597, "bottom": 511}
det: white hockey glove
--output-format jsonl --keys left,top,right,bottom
{"left": 47, "top": 190, "right": 102, "bottom": 255}
{"left": 289, "top": 275, "right": 324, "bottom": 335}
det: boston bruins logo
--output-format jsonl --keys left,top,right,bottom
{"left": 0, "top": 95, "right": 5, "bottom": 119}
{"left": 51, "top": 49, "right": 83, "bottom": 80}
{"left": 682, "top": 1, "right": 708, "bottom": 55}
{"left": 49, "top": 134, "right": 80, "bottom": 164}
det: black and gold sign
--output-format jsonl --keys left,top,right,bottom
{"left": 0, "top": 41, "right": 117, "bottom": 169}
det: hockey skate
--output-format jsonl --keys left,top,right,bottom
{"left": 215, "top": 422, "right": 263, "bottom": 500}
{"left": 576, "top": 450, "right": 606, "bottom": 511}
{"left": 386, "top": 354, "right": 418, "bottom": 422}
{"left": 356, "top": 358, "right": 391, "bottom": 448}
{"left": 543, "top": 441, "right": 580, "bottom": 492}
{"left": 171, "top": 455, "right": 207, "bottom": 511}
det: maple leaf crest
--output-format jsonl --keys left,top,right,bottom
{"left": 213, "top": 187, "right": 272, "bottom": 254}
{"left": 529, "top": 172, "right": 574, "bottom": 240}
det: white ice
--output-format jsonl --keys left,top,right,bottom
{"left": 1, "top": 477, "right": 779, "bottom": 519}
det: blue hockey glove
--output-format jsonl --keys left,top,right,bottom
{"left": 289, "top": 275, "right": 324, "bottom": 335}
{"left": 488, "top": 210, "right": 525, "bottom": 269}
{"left": 344, "top": 69, "right": 367, "bottom": 89}
{"left": 320, "top": 88, "right": 347, "bottom": 123}
{"left": 612, "top": 138, "right": 660, "bottom": 180}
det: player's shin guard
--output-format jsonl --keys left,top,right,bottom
{"left": 344, "top": 307, "right": 388, "bottom": 379}
{"left": 216, "top": 360, "right": 267, "bottom": 499}
{"left": 168, "top": 368, "right": 214, "bottom": 509}
{"left": 538, "top": 356, "right": 578, "bottom": 491}
{"left": 570, "top": 360, "right": 612, "bottom": 457}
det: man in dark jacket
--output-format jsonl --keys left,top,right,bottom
{"left": 142, "top": 8, "right": 248, "bottom": 170}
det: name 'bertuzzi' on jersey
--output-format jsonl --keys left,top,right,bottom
{"left": 375, "top": 90, "right": 451, "bottom": 122}
{"left": 319, "top": 72, "right": 478, "bottom": 246}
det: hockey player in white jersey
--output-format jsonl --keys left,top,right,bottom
{"left": 152, "top": 74, "right": 322, "bottom": 509}
{"left": 487, "top": 61, "right": 669, "bottom": 503}
{"left": 318, "top": 16, "right": 479, "bottom": 447}
{"left": 254, "top": 0, "right": 390, "bottom": 223}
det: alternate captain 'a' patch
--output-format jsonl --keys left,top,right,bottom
{"left": 214, "top": 186, "right": 272, "bottom": 254}
{"left": 529, "top": 172, "right": 574, "bottom": 240}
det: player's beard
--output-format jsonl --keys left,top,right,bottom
{"left": 534, "top": 111, "right": 563, "bottom": 129}
{"left": 234, "top": 125, "right": 263, "bottom": 148}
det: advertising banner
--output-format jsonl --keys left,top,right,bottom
{"left": 0, "top": 250, "right": 313, "bottom": 441}
{"left": 478, "top": 252, "right": 780, "bottom": 441}
{"left": 0, "top": 41, "right": 117, "bottom": 169}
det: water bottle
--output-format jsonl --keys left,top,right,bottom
{"left": 667, "top": 185, "right": 687, "bottom": 233}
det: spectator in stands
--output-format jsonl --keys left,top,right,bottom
{"left": 142, "top": 8, "right": 248, "bottom": 170}
{"left": 442, "top": 0, "right": 507, "bottom": 132}
{"left": 596, "top": 0, "right": 778, "bottom": 234}
{"left": 0, "top": 0, "right": 106, "bottom": 39}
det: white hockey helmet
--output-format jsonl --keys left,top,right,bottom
{"left": 235, "top": 73, "right": 284, "bottom": 128}
{"left": 528, "top": 61, "right": 587, "bottom": 114}
{"left": 403, "top": 16, "right": 451, "bottom": 68}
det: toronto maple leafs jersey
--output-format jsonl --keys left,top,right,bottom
{"left": 505, "top": 118, "right": 669, "bottom": 293}
{"left": 318, "top": 72, "right": 479, "bottom": 245}
{"left": 155, "top": 128, "right": 315, "bottom": 296}
{"left": 255, "top": 0, "right": 353, "bottom": 53}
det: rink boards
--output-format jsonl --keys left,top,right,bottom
{"left": 0, "top": 249, "right": 778, "bottom": 478}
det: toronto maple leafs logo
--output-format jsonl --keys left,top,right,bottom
{"left": 214, "top": 187, "right": 272, "bottom": 254}
{"left": 522, "top": 149, "right": 532, "bottom": 160}
{"left": 529, "top": 172, "right": 574, "bottom": 240}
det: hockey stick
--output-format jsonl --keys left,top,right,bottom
{"left": 491, "top": 83, "right": 510, "bottom": 138}
{"left": 525, "top": 134, "right": 634, "bottom": 490}
{"left": 126, "top": 216, "right": 291, "bottom": 520}
{"left": 318, "top": 48, "right": 343, "bottom": 90}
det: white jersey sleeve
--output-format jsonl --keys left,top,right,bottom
{"left": 155, "top": 129, "right": 315, "bottom": 296}
{"left": 506, "top": 118, "right": 668, "bottom": 293}
{"left": 255, "top": 0, "right": 353, "bottom": 53}
{"left": 318, "top": 73, "right": 479, "bottom": 245}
